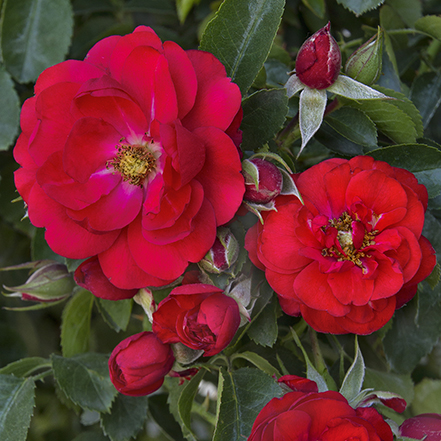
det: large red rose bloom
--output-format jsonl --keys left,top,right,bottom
{"left": 14, "top": 26, "right": 244, "bottom": 298}
{"left": 245, "top": 156, "right": 436, "bottom": 334}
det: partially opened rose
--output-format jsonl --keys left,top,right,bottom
{"left": 14, "top": 26, "right": 244, "bottom": 299}
{"left": 246, "top": 156, "right": 436, "bottom": 334}
{"left": 152, "top": 283, "right": 240, "bottom": 356}
{"left": 248, "top": 389, "right": 393, "bottom": 441}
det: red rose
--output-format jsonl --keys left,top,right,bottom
{"left": 295, "top": 22, "right": 341, "bottom": 90}
{"left": 152, "top": 283, "right": 240, "bottom": 356}
{"left": 248, "top": 390, "right": 393, "bottom": 441}
{"left": 245, "top": 156, "right": 436, "bottom": 335}
{"left": 399, "top": 413, "right": 441, "bottom": 441}
{"left": 108, "top": 331, "right": 174, "bottom": 396}
{"left": 14, "top": 26, "right": 244, "bottom": 299}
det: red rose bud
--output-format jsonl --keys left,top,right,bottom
{"left": 277, "top": 375, "right": 319, "bottom": 393}
{"left": 296, "top": 22, "right": 341, "bottom": 90}
{"left": 199, "top": 227, "right": 239, "bottom": 274}
{"left": 109, "top": 331, "right": 175, "bottom": 396}
{"left": 243, "top": 158, "right": 283, "bottom": 204}
{"left": 345, "top": 27, "right": 384, "bottom": 85}
{"left": 152, "top": 283, "right": 241, "bottom": 356}
{"left": 3, "top": 261, "right": 75, "bottom": 302}
{"left": 399, "top": 414, "right": 441, "bottom": 441}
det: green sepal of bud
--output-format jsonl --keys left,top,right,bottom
{"left": 172, "top": 342, "right": 204, "bottom": 365}
{"left": 345, "top": 27, "right": 384, "bottom": 85}
{"left": 133, "top": 288, "right": 156, "bottom": 323}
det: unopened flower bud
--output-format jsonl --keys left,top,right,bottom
{"left": 399, "top": 414, "right": 441, "bottom": 441}
{"left": 198, "top": 227, "right": 239, "bottom": 274}
{"left": 296, "top": 22, "right": 341, "bottom": 89}
{"left": 345, "top": 27, "right": 384, "bottom": 85}
{"left": 243, "top": 158, "right": 283, "bottom": 204}
{"left": 3, "top": 261, "right": 75, "bottom": 302}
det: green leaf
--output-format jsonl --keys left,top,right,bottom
{"left": 316, "top": 122, "right": 364, "bottom": 156}
{"left": 52, "top": 353, "right": 117, "bottom": 413}
{"left": 385, "top": 0, "right": 422, "bottom": 27}
{"left": 335, "top": 0, "right": 385, "bottom": 16}
{"left": 213, "top": 368, "right": 282, "bottom": 441}
{"left": 61, "top": 289, "right": 94, "bottom": 358}
{"left": 1, "top": 0, "right": 73, "bottom": 83}
{"left": 241, "top": 89, "right": 288, "bottom": 151}
{"left": 326, "top": 107, "right": 377, "bottom": 148}
{"left": 178, "top": 369, "right": 206, "bottom": 437}
{"left": 369, "top": 144, "right": 441, "bottom": 198}
{"left": 0, "top": 375, "right": 35, "bottom": 441}
{"left": 199, "top": 0, "right": 285, "bottom": 95}
{"left": 71, "top": 432, "right": 109, "bottom": 441}
{"left": 340, "top": 337, "right": 365, "bottom": 405}
{"left": 412, "top": 378, "right": 441, "bottom": 414}
{"left": 232, "top": 351, "right": 281, "bottom": 377}
{"left": 415, "top": 15, "right": 441, "bottom": 40}
{"left": 0, "top": 357, "right": 50, "bottom": 377}
{"left": 148, "top": 393, "right": 185, "bottom": 441}
{"left": 301, "top": 0, "right": 325, "bottom": 18}
{"left": 383, "top": 282, "right": 441, "bottom": 374}
{"left": 0, "top": 66, "right": 19, "bottom": 150}
{"left": 247, "top": 295, "right": 278, "bottom": 347}
{"left": 96, "top": 298, "right": 133, "bottom": 333}
{"left": 101, "top": 394, "right": 149, "bottom": 441}
{"left": 410, "top": 73, "right": 441, "bottom": 129}
{"left": 176, "top": 0, "right": 199, "bottom": 23}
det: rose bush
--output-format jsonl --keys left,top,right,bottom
{"left": 152, "top": 283, "right": 240, "bottom": 356}
{"left": 108, "top": 331, "right": 175, "bottom": 396}
{"left": 248, "top": 389, "right": 393, "bottom": 441}
{"left": 246, "top": 156, "right": 436, "bottom": 334}
{"left": 14, "top": 26, "right": 244, "bottom": 299}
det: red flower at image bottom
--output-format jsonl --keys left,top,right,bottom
{"left": 14, "top": 26, "right": 244, "bottom": 299}
{"left": 245, "top": 156, "right": 436, "bottom": 335}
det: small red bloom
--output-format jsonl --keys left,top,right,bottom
{"left": 295, "top": 22, "right": 341, "bottom": 90}
{"left": 109, "top": 331, "right": 175, "bottom": 396}
{"left": 399, "top": 413, "right": 441, "bottom": 441}
{"left": 14, "top": 26, "right": 244, "bottom": 299}
{"left": 152, "top": 283, "right": 240, "bottom": 356}
{"left": 245, "top": 156, "right": 436, "bottom": 335}
{"left": 248, "top": 389, "right": 393, "bottom": 441}
{"left": 277, "top": 375, "right": 318, "bottom": 393}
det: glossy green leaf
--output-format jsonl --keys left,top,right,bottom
{"left": 148, "top": 393, "right": 185, "bottom": 441}
{"left": 96, "top": 298, "right": 133, "bottom": 333}
{"left": 1, "top": 0, "right": 73, "bottom": 83}
{"left": 386, "top": 0, "right": 422, "bottom": 27}
{"left": 52, "top": 353, "right": 117, "bottom": 413}
{"left": 241, "top": 89, "right": 288, "bottom": 151}
{"left": 316, "top": 122, "right": 364, "bottom": 156}
{"left": 335, "top": 0, "right": 385, "bottom": 16}
{"left": 415, "top": 15, "right": 441, "bottom": 40}
{"left": 340, "top": 337, "right": 365, "bottom": 405}
{"left": 0, "top": 357, "right": 50, "bottom": 377}
{"left": 200, "top": 0, "right": 285, "bottom": 95}
{"left": 410, "top": 73, "right": 441, "bottom": 129}
{"left": 213, "top": 368, "right": 282, "bottom": 441}
{"left": 61, "top": 289, "right": 94, "bottom": 358}
{"left": 232, "top": 351, "right": 281, "bottom": 377}
{"left": 101, "top": 394, "right": 149, "bottom": 441}
{"left": 0, "top": 375, "right": 35, "bottom": 441}
{"left": 0, "top": 66, "right": 19, "bottom": 151}
{"left": 301, "top": 0, "right": 325, "bottom": 18}
{"left": 247, "top": 294, "right": 278, "bottom": 348}
{"left": 412, "top": 378, "right": 441, "bottom": 414}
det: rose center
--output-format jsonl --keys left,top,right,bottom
{"left": 107, "top": 142, "right": 157, "bottom": 186}
{"left": 322, "top": 211, "right": 377, "bottom": 268}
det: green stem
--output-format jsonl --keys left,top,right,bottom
{"left": 32, "top": 369, "right": 53, "bottom": 382}
{"left": 192, "top": 402, "right": 217, "bottom": 426}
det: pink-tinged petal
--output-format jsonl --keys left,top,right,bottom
{"left": 142, "top": 171, "right": 166, "bottom": 215}
{"left": 163, "top": 41, "right": 197, "bottom": 120}
{"left": 370, "top": 253, "right": 404, "bottom": 300}
{"left": 182, "top": 50, "right": 241, "bottom": 132}
{"left": 27, "top": 184, "right": 118, "bottom": 258}
{"left": 99, "top": 228, "right": 175, "bottom": 289}
{"left": 272, "top": 410, "right": 312, "bottom": 440}
{"left": 374, "top": 207, "right": 408, "bottom": 232}
{"left": 18, "top": 96, "right": 38, "bottom": 136}
{"left": 323, "top": 162, "right": 352, "bottom": 218}
{"left": 352, "top": 221, "right": 365, "bottom": 249}
{"left": 390, "top": 226, "right": 422, "bottom": 282}
{"left": 14, "top": 132, "right": 35, "bottom": 169}
{"left": 355, "top": 408, "right": 394, "bottom": 441}
{"left": 152, "top": 297, "right": 182, "bottom": 343}
{"left": 301, "top": 306, "right": 348, "bottom": 334}
{"left": 63, "top": 117, "right": 123, "bottom": 183}
{"left": 85, "top": 35, "right": 121, "bottom": 72}
{"left": 348, "top": 155, "right": 376, "bottom": 172}
{"left": 141, "top": 180, "right": 203, "bottom": 245}
{"left": 74, "top": 256, "right": 138, "bottom": 300}
{"left": 129, "top": 199, "right": 216, "bottom": 280}
{"left": 34, "top": 60, "right": 104, "bottom": 95}
{"left": 370, "top": 229, "right": 402, "bottom": 254}
{"left": 193, "top": 126, "right": 244, "bottom": 225}
{"left": 67, "top": 180, "right": 143, "bottom": 231}
{"left": 393, "top": 166, "right": 428, "bottom": 211}
{"left": 14, "top": 166, "right": 37, "bottom": 204}
{"left": 265, "top": 269, "right": 300, "bottom": 304}
{"left": 345, "top": 170, "right": 408, "bottom": 221}
{"left": 294, "top": 262, "right": 351, "bottom": 316}
{"left": 225, "top": 106, "right": 243, "bottom": 150}
{"left": 121, "top": 46, "right": 178, "bottom": 126}
{"left": 109, "top": 26, "right": 163, "bottom": 81}
{"left": 37, "top": 151, "right": 120, "bottom": 211}
{"left": 327, "top": 268, "right": 374, "bottom": 306}
{"left": 244, "top": 223, "right": 266, "bottom": 271}
{"left": 277, "top": 294, "right": 302, "bottom": 316}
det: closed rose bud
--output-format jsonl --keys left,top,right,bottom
{"left": 296, "top": 22, "right": 341, "bottom": 90}
{"left": 199, "top": 227, "right": 239, "bottom": 274}
{"left": 109, "top": 331, "right": 175, "bottom": 396}
{"left": 243, "top": 158, "right": 283, "bottom": 204}
{"left": 277, "top": 375, "right": 319, "bottom": 393}
{"left": 399, "top": 414, "right": 441, "bottom": 441}
{"left": 345, "top": 27, "right": 384, "bottom": 85}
